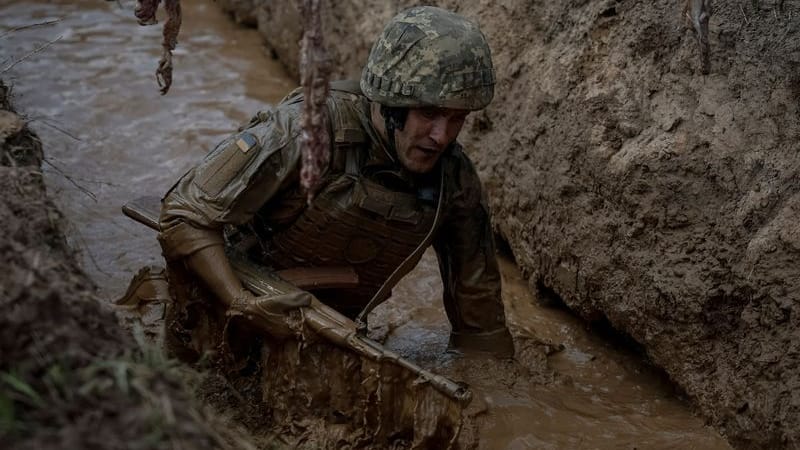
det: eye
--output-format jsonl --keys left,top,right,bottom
{"left": 419, "top": 108, "right": 438, "bottom": 119}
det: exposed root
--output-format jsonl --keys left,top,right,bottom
{"left": 683, "top": 0, "right": 712, "bottom": 74}
{"left": 0, "top": 19, "right": 62, "bottom": 39}
{"left": 1, "top": 36, "right": 63, "bottom": 74}
{"left": 134, "top": 0, "right": 182, "bottom": 95}
{"left": 298, "top": 0, "right": 332, "bottom": 201}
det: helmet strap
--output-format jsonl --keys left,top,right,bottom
{"left": 379, "top": 105, "right": 408, "bottom": 156}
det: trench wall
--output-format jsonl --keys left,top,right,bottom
{"left": 0, "top": 81, "right": 261, "bottom": 450}
{"left": 215, "top": 0, "right": 800, "bottom": 448}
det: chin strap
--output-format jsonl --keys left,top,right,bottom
{"left": 379, "top": 105, "right": 408, "bottom": 157}
{"left": 354, "top": 163, "right": 444, "bottom": 335}
{"left": 352, "top": 104, "right": 423, "bottom": 334}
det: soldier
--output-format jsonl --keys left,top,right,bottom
{"left": 157, "top": 6, "right": 514, "bottom": 358}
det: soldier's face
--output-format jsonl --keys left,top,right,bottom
{"left": 395, "top": 107, "right": 469, "bottom": 174}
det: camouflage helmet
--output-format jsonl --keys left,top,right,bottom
{"left": 360, "top": 6, "right": 495, "bottom": 111}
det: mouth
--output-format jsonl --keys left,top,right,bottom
{"left": 402, "top": 146, "right": 443, "bottom": 173}
{"left": 415, "top": 146, "right": 442, "bottom": 157}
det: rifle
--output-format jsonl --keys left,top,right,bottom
{"left": 122, "top": 196, "right": 472, "bottom": 406}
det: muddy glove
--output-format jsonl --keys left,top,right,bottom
{"left": 448, "top": 326, "right": 515, "bottom": 359}
{"left": 229, "top": 290, "right": 311, "bottom": 339}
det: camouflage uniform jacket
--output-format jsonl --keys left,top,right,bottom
{"left": 159, "top": 82, "right": 510, "bottom": 341}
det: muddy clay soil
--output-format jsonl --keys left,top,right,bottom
{"left": 218, "top": 0, "right": 800, "bottom": 448}
{"left": 0, "top": 0, "right": 793, "bottom": 448}
{"left": 0, "top": 83, "right": 265, "bottom": 449}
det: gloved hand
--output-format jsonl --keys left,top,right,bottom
{"left": 229, "top": 290, "right": 312, "bottom": 339}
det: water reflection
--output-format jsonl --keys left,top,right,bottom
{"left": 1, "top": 0, "right": 294, "bottom": 296}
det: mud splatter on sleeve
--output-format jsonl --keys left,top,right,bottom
{"left": 159, "top": 103, "right": 304, "bottom": 259}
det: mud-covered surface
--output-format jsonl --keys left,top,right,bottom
{"left": 0, "top": 82, "right": 265, "bottom": 449}
{"left": 476, "top": 4, "right": 800, "bottom": 448}
{"left": 259, "top": 339, "right": 465, "bottom": 448}
{"left": 1, "top": 0, "right": 778, "bottom": 447}
{"left": 373, "top": 251, "right": 731, "bottom": 449}
{"left": 218, "top": 0, "right": 800, "bottom": 448}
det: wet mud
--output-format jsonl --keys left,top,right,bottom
{"left": 0, "top": 0, "right": 739, "bottom": 448}
{"left": 0, "top": 81, "right": 263, "bottom": 450}
{"left": 258, "top": 339, "right": 465, "bottom": 448}
{"left": 370, "top": 252, "right": 731, "bottom": 449}
{"left": 229, "top": 0, "right": 800, "bottom": 447}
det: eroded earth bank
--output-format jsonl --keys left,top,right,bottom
{"left": 1, "top": 0, "right": 797, "bottom": 448}
{"left": 0, "top": 82, "right": 266, "bottom": 449}
{"left": 218, "top": 0, "right": 800, "bottom": 448}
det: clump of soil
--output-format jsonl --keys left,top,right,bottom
{"left": 0, "top": 80, "right": 259, "bottom": 450}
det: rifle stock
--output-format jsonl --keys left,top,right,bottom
{"left": 122, "top": 196, "right": 473, "bottom": 406}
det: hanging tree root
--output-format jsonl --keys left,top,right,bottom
{"left": 298, "top": 0, "right": 332, "bottom": 202}
{"left": 135, "top": 0, "right": 183, "bottom": 95}
{"left": 683, "top": 0, "right": 712, "bottom": 74}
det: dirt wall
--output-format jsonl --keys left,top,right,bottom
{"left": 0, "top": 81, "right": 261, "bottom": 450}
{"left": 216, "top": 0, "right": 800, "bottom": 448}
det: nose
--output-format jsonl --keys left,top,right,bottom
{"left": 428, "top": 117, "right": 451, "bottom": 148}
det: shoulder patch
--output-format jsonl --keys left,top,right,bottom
{"left": 235, "top": 132, "right": 258, "bottom": 153}
{"left": 335, "top": 127, "right": 366, "bottom": 144}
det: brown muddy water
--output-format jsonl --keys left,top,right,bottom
{"left": 1, "top": 0, "right": 731, "bottom": 448}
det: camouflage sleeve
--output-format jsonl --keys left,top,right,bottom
{"left": 159, "top": 101, "right": 304, "bottom": 260}
{"left": 433, "top": 149, "right": 512, "bottom": 344}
